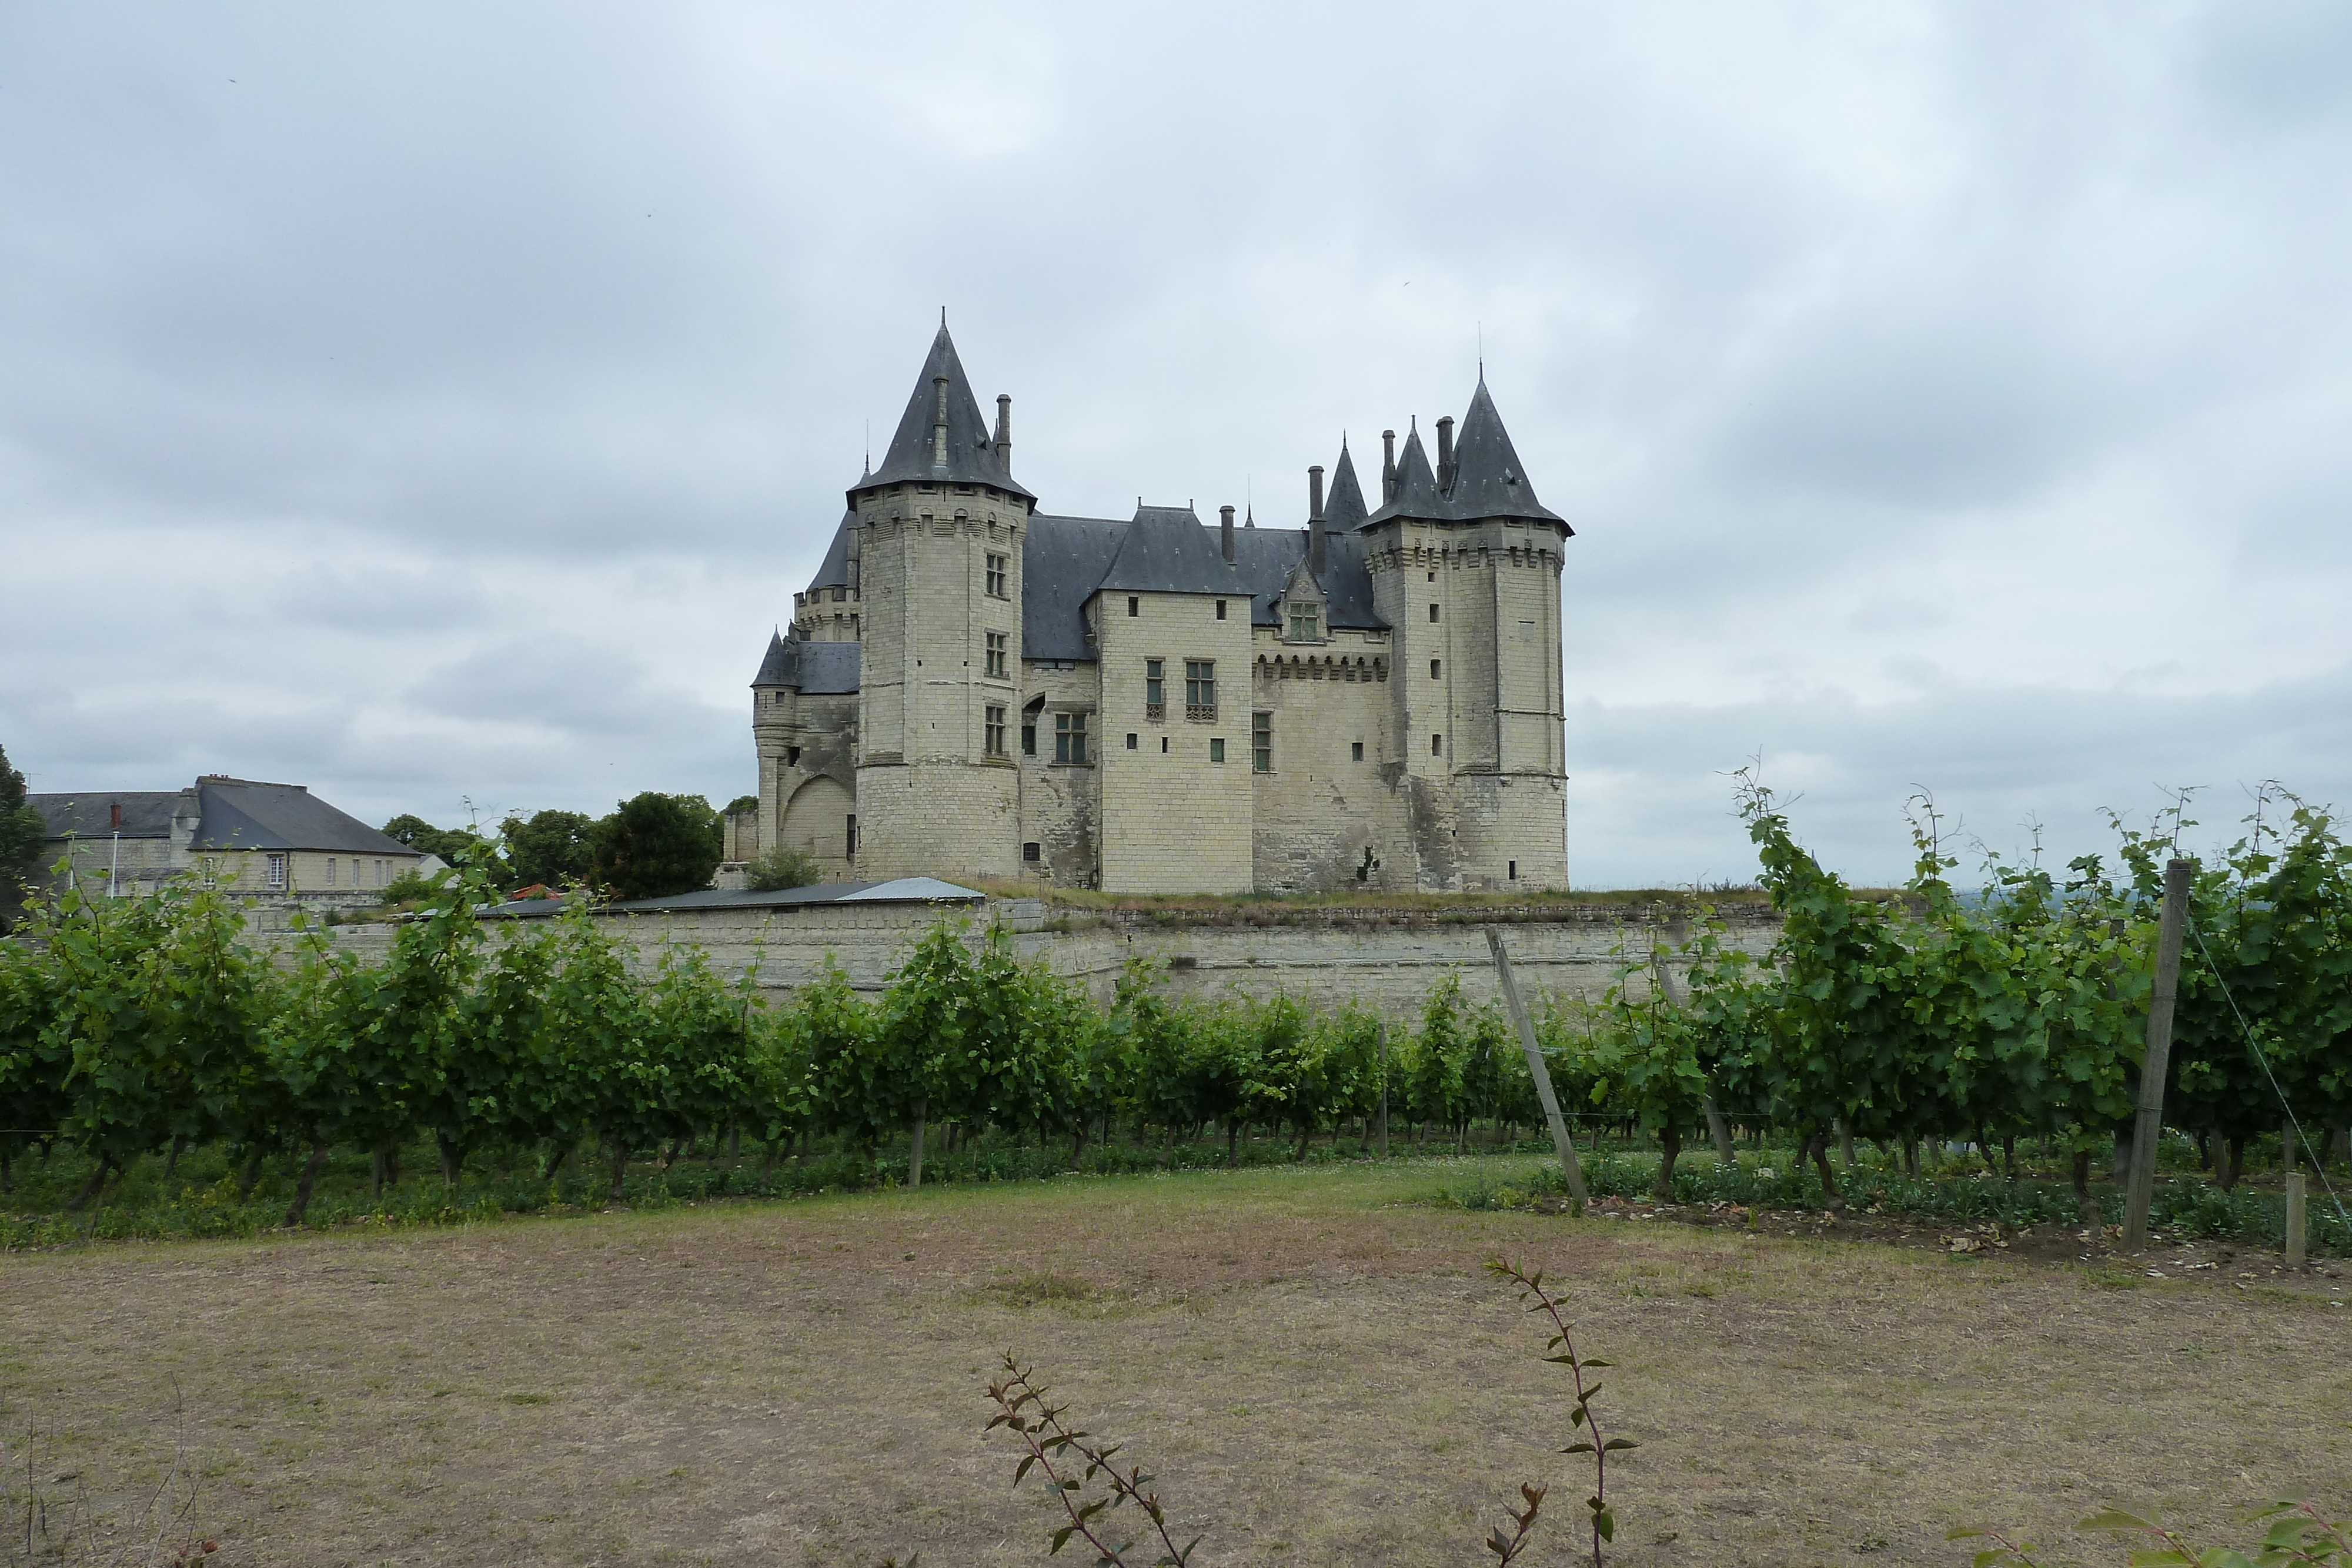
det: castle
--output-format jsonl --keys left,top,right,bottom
{"left": 746, "top": 325, "right": 1573, "bottom": 894}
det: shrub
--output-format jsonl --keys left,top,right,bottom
{"left": 746, "top": 844, "right": 823, "bottom": 892}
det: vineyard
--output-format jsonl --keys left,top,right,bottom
{"left": 2, "top": 778, "right": 2347, "bottom": 1256}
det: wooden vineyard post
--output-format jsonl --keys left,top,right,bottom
{"left": 2285, "top": 1174, "right": 2308, "bottom": 1268}
{"left": 1486, "top": 928, "right": 1589, "bottom": 1209}
{"left": 1375, "top": 1021, "right": 1391, "bottom": 1159}
{"left": 2123, "top": 857, "right": 2194, "bottom": 1253}
{"left": 908, "top": 1095, "right": 927, "bottom": 1189}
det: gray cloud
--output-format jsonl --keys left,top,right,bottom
{"left": 3, "top": 0, "right": 2348, "bottom": 885}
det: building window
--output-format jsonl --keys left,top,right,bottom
{"left": 1160, "top": 736, "right": 1168, "bottom": 754}
{"left": 846, "top": 815, "right": 858, "bottom": 857}
{"left": 985, "top": 631, "right": 1008, "bottom": 678}
{"left": 986, "top": 553, "right": 1008, "bottom": 597}
{"left": 1351, "top": 742, "right": 1364, "bottom": 762}
{"left": 1127, "top": 595, "right": 1139, "bottom": 617}
{"left": 1210, "top": 737, "right": 1226, "bottom": 764}
{"left": 1215, "top": 599, "right": 1227, "bottom": 620}
{"left": 786, "top": 744, "right": 802, "bottom": 767}
{"left": 1509, "top": 860, "right": 1519, "bottom": 880}
{"left": 325, "top": 858, "right": 337, "bottom": 885}
{"left": 201, "top": 855, "right": 220, "bottom": 888}
{"left": 1023, "top": 841, "right": 1041, "bottom": 862}
{"left": 985, "top": 704, "right": 1007, "bottom": 756}
{"left": 1022, "top": 718, "right": 1037, "bottom": 755}
{"left": 1288, "top": 604, "right": 1319, "bottom": 641}
{"left": 1428, "top": 570, "right": 1436, "bottom": 582}
{"left": 1252, "top": 712, "right": 1272, "bottom": 773}
{"left": 376, "top": 859, "right": 387, "bottom": 885}
{"left": 1432, "top": 733, "right": 1443, "bottom": 755}
{"left": 1429, "top": 603, "right": 1441, "bottom": 622}
{"left": 1055, "top": 711, "right": 1088, "bottom": 764}
{"left": 1145, "top": 657, "right": 1164, "bottom": 719}
{"left": 1184, "top": 659, "right": 1215, "bottom": 719}
{"left": 1430, "top": 658, "right": 1442, "bottom": 679}
{"left": 266, "top": 853, "right": 288, "bottom": 890}
{"left": 1125, "top": 732, "right": 1138, "bottom": 750}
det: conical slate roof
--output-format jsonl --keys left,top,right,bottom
{"left": 1362, "top": 424, "right": 1444, "bottom": 525}
{"left": 754, "top": 628, "right": 800, "bottom": 687}
{"left": 860, "top": 325, "right": 1033, "bottom": 500}
{"left": 806, "top": 507, "right": 858, "bottom": 593}
{"left": 1324, "top": 441, "right": 1369, "bottom": 533}
{"left": 1441, "top": 378, "right": 1568, "bottom": 528}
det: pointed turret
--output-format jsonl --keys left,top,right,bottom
{"left": 1363, "top": 422, "right": 1444, "bottom": 524}
{"left": 1324, "top": 440, "right": 1369, "bottom": 533}
{"left": 1440, "top": 378, "right": 1568, "bottom": 529}
{"left": 754, "top": 627, "right": 801, "bottom": 688}
{"left": 858, "top": 324, "right": 1034, "bottom": 501}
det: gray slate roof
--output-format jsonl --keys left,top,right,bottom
{"left": 751, "top": 630, "right": 859, "bottom": 694}
{"left": 1444, "top": 379, "right": 1568, "bottom": 526}
{"left": 1095, "top": 504, "right": 1244, "bottom": 596}
{"left": 1022, "top": 513, "right": 1128, "bottom": 661}
{"left": 1225, "top": 526, "right": 1384, "bottom": 630}
{"left": 30, "top": 791, "right": 185, "bottom": 839}
{"left": 33, "top": 779, "right": 416, "bottom": 856}
{"left": 806, "top": 508, "right": 857, "bottom": 592}
{"left": 860, "top": 325, "right": 1034, "bottom": 500}
{"left": 1325, "top": 442, "right": 1370, "bottom": 532}
{"left": 1366, "top": 423, "right": 1445, "bottom": 525}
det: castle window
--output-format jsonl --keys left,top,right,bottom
{"left": 1252, "top": 713, "right": 1272, "bottom": 773}
{"left": 985, "top": 631, "right": 1008, "bottom": 679}
{"left": 849, "top": 614, "right": 858, "bottom": 633}
{"left": 1430, "top": 658, "right": 1442, "bottom": 679}
{"left": 786, "top": 745, "right": 801, "bottom": 766}
{"left": 1428, "top": 571, "right": 1436, "bottom": 582}
{"left": 1024, "top": 841, "right": 1041, "bottom": 862}
{"left": 1432, "top": 733, "right": 1443, "bottom": 755}
{"left": 985, "top": 705, "right": 1007, "bottom": 756}
{"left": 1126, "top": 733, "right": 1138, "bottom": 750}
{"left": 1210, "top": 737, "right": 1226, "bottom": 764}
{"left": 1145, "top": 658, "right": 1164, "bottom": 718}
{"left": 1288, "top": 603, "right": 1319, "bottom": 641}
{"left": 833, "top": 587, "right": 846, "bottom": 603}
{"left": 266, "top": 853, "right": 288, "bottom": 890}
{"left": 1160, "top": 736, "right": 1168, "bottom": 754}
{"left": 846, "top": 815, "right": 857, "bottom": 856}
{"left": 1509, "top": 860, "right": 1519, "bottom": 881}
{"left": 1351, "top": 742, "right": 1364, "bottom": 762}
{"left": 1429, "top": 603, "right": 1441, "bottom": 623}
{"left": 1184, "top": 660, "right": 1215, "bottom": 720}
{"left": 1055, "top": 711, "right": 1088, "bottom": 764}
{"left": 1022, "top": 720, "right": 1036, "bottom": 756}
{"left": 1127, "top": 596, "right": 1139, "bottom": 617}
{"left": 1215, "top": 599, "right": 1227, "bottom": 620}
{"left": 986, "top": 553, "right": 1008, "bottom": 598}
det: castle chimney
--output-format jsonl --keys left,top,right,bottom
{"left": 994, "top": 393, "right": 1012, "bottom": 467}
{"left": 1381, "top": 429, "right": 1397, "bottom": 503}
{"left": 931, "top": 373, "right": 950, "bottom": 468}
{"left": 110, "top": 801, "right": 122, "bottom": 830}
{"left": 1436, "top": 415, "right": 1456, "bottom": 490}
{"left": 1220, "top": 504, "right": 1235, "bottom": 563}
{"left": 1308, "top": 465, "right": 1328, "bottom": 579}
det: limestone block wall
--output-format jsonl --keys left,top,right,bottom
{"left": 1095, "top": 590, "right": 1254, "bottom": 893}
{"left": 1247, "top": 634, "right": 1402, "bottom": 892}
{"left": 1015, "top": 661, "right": 1101, "bottom": 887}
{"left": 755, "top": 690, "right": 858, "bottom": 877}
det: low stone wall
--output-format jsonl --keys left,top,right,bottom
{"left": 298, "top": 898, "right": 1782, "bottom": 1017}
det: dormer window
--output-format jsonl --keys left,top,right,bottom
{"left": 1287, "top": 603, "right": 1320, "bottom": 643}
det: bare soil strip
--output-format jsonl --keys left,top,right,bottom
{"left": 3, "top": 1162, "right": 2346, "bottom": 1567}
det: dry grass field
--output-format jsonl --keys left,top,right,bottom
{"left": 3, "top": 1161, "right": 2346, "bottom": 1568}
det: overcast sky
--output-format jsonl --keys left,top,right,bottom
{"left": 4, "top": 2, "right": 2348, "bottom": 888}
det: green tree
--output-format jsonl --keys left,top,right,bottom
{"left": 0, "top": 743, "right": 48, "bottom": 928}
{"left": 500, "top": 809, "right": 596, "bottom": 892}
{"left": 590, "top": 793, "right": 723, "bottom": 900}
{"left": 380, "top": 813, "right": 484, "bottom": 865}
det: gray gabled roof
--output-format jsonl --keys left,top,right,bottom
{"left": 187, "top": 778, "right": 415, "bottom": 855}
{"left": 1021, "top": 513, "right": 1128, "bottom": 661}
{"left": 1364, "top": 424, "right": 1445, "bottom": 525}
{"left": 1443, "top": 378, "right": 1568, "bottom": 528}
{"left": 859, "top": 325, "right": 1034, "bottom": 501}
{"left": 1094, "top": 504, "right": 1243, "bottom": 596}
{"left": 30, "top": 791, "right": 186, "bottom": 840}
{"left": 36, "top": 779, "right": 416, "bottom": 855}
